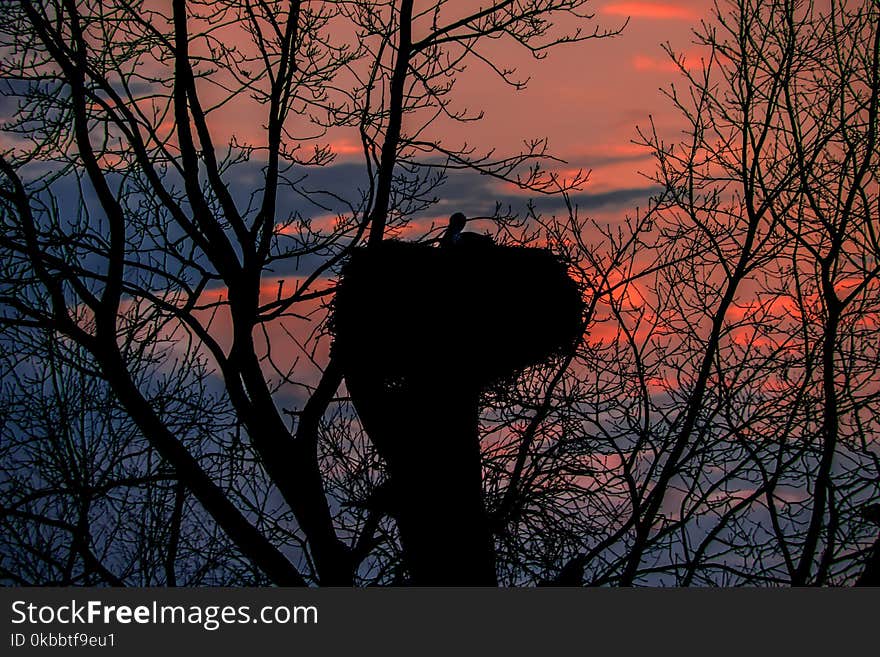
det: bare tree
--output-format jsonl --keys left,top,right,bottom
{"left": 517, "top": 0, "right": 879, "bottom": 586}
{"left": 0, "top": 0, "right": 617, "bottom": 585}
{"left": 2, "top": 0, "right": 876, "bottom": 587}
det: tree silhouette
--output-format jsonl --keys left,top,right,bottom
{"left": 1, "top": 0, "right": 878, "bottom": 587}
{"left": 0, "top": 0, "right": 614, "bottom": 585}
{"left": 547, "top": 0, "right": 880, "bottom": 585}
{"left": 333, "top": 239, "right": 582, "bottom": 584}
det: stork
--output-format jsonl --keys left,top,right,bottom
{"left": 440, "top": 212, "right": 493, "bottom": 247}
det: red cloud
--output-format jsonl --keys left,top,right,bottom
{"left": 632, "top": 54, "right": 682, "bottom": 73}
{"left": 603, "top": 2, "right": 698, "bottom": 20}
{"left": 326, "top": 138, "right": 363, "bottom": 157}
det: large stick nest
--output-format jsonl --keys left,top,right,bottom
{"left": 332, "top": 240, "right": 584, "bottom": 388}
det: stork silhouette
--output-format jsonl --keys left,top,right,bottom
{"left": 440, "top": 212, "right": 493, "bottom": 247}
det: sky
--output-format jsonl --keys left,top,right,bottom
{"left": 0, "top": 0, "right": 720, "bottom": 247}
{"left": 188, "top": 0, "right": 716, "bottom": 233}
{"left": 407, "top": 0, "right": 711, "bottom": 216}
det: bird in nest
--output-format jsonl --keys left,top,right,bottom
{"left": 440, "top": 212, "right": 494, "bottom": 247}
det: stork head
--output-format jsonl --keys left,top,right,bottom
{"left": 448, "top": 212, "right": 467, "bottom": 234}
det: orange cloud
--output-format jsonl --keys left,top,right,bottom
{"left": 326, "top": 138, "right": 363, "bottom": 157}
{"left": 632, "top": 54, "right": 682, "bottom": 73}
{"left": 603, "top": 2, "right": 698, "bottom": 20}
{"left": 632, "top": 47, "right": 706, "bottom": 73}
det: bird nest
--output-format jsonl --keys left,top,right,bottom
{"left": 332, "top": 240, "right": 584, "bottom": 389}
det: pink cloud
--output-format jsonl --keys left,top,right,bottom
{"left": 276, "top": 213, "right": 342, "bottom": 235}
{"left": 326, "top": 138, "right": 363, "bottom": 157}
{"left": 632, "top": 54, "right": 682, "bottom": 73}
{"left": 603, "top": 2, "right": 698, "bottom": 20}
{"left": 632, "top": 48, "right": 706, "bottom": 73}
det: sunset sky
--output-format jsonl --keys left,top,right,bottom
{"left": 399, "top": 0, "right": 710, "bottom": 220}
{"left": 189, "top": 1, "right": 715, "bottom": 238}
